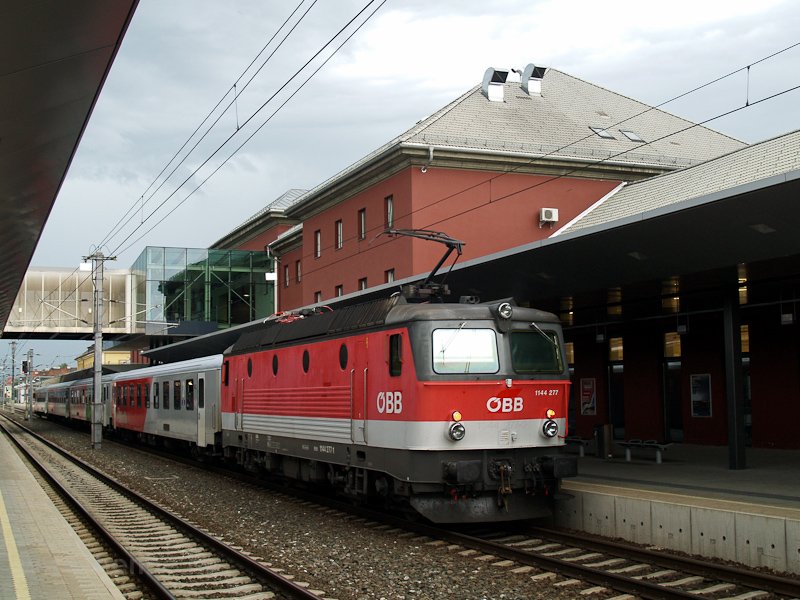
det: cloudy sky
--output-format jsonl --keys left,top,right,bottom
{"left": 5, "top": 0, "right": 800, "bottom": 368}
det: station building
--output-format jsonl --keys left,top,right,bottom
{"left": 214, "top": 65, "right": 799, "bottom": 457}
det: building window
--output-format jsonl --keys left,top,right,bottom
{"left": 283, "top": 264, "right": 289, "bottom": 287}
{"left": 565, "top": 342, "right": 575, "bottom": 366}
{"left": 589, "top": 126, "right": 615, "bottom": 139}
{"left": 385, "top": 268, "right": 395, "bottom": 283}
{"left": 384, "top": 195, "right": 394, "bottom": 229}
{"left": 335, "top": 284, "right": 343, "bottom": 297}
{"left": 609, "top": 337, "right": 624, "bottom": 362}
{"left": 619, "top": 129, "right": 645, "bottom": 142}
{"left": 358, "top": 208, "right": 366, "bottom": 240}
{"left": 314, "top": 291, "right": 322, "bottom": 303}
{"left": 664, "top": 332, "right": 681, "bottom": 358}
{"left": 335, "top": 219, "right": 343, "bottom": 250}
{"left": 295, "top": 260, "right": 302, "bottom": 283}
{"left": 358, "top": 277, "right": 368, "bottom": 290}
{"left": 314, "top": 230, "right": 321, "bottom": 258}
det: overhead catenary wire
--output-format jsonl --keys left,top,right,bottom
{"left": 6, "top": 0, "right": 329, "bottom": 350}
{"left": 113, "top": 0, "right": 389, "bottom": 258}
{"left": 12, "top": 34, "right": 798, "bottom": 340}
{"left": 282, "top": 63, "right": 800, "bottom": 287}
{"left": 96, "top": 0, "right": 314, "bottom": 252}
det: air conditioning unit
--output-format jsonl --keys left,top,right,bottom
{"left": 540, "top": 207, "right": 559, "bottom": 225}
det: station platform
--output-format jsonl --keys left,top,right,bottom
{"left": 0, "top": 428, "right": 125, "bottom": 599}
{"left": 557, "top": 442, "right": 800, "bottom": 575}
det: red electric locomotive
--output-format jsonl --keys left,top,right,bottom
{"left": 220, "top": 295, "right": 576, "bottom": 522}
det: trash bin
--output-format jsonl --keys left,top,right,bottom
{"left": 594, "top": 424, "right": 613, "bottom": 459}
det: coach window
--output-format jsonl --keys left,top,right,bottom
{"left": 163, "top": 381, "right": 170, "bottom": 410}
{"left": 145, "top": 384, "right": 151, "bottom": 408}
{"left": 137, "top": 384, "right": 142, "bottom": 408}
{"left": 389, "top": 334, "right": 402, "bottom": 376}
{"left": 174, "top": 380, "right": 181, "bottom": 410}
{"left": 432, "top": 328, "right": 499, "bottom": 374}
{"left": 186, "top": 379, "right": 194, "bottom": 410}
{"left": 153, "top": 382, "right": 160, "bottom": 409}
{"left": 198, "top": 378, "right": 205, "bottom": 409}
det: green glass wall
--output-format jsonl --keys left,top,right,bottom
{"left": 132, "top": 247, "right": 273, "bottom": 332}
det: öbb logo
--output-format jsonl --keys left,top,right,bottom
{"left": 486, "top": 397, "right": 524, "bottom": 413}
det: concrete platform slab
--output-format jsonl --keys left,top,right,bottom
{"left": 558, "top": 444, "right": 800, "bottom": 574}
{"left": 0, "top": 430, "right": 125, "bottom": 599}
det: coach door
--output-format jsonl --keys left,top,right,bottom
{"left": 351, "top": 340, "right": 368, "bottom": 444}
{"left": 197, "top": 374, "right": 206, "bottom": 447}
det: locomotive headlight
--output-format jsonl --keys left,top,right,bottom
{"left": 449, "top": 422, "right": 466, "bottom": 441}
{"left": 451, "top": 410, "right": 462, "bottom": 422}
{"left": 498, "top": 302, "right": 513, "bottom": 319}
{"left": 542, "top": 419, "right": 558, "bottom": 438}
{"left": 546, "top": 408, "right": 556, "bottom": 419}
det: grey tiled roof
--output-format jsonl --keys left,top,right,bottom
{"left": 241, "top": 188, "right": 307, "bottom": 224}
{"left": 289, "top": 68, "right": 746, "bottom": 215}
{"left": 560, "top": 129, "right": 800, "bottom": 234}
{"left": 405, "top": 69, "right": 746, "bottom": 167}
{"left": 213, "top": 188, "right": 306, "bottom": 247}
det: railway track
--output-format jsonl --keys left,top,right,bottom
{"left": 455, "top": 525, "right": 800, "bottom": 600}
{"left": 0, "top": 415, "right": 322, "bottom": 600}
{"left": 11, "top": 412, "right": 800, "bottom": 600}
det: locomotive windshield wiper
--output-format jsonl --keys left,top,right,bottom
{"left": 530, "top": 320, "right": 558, "bottom": 348}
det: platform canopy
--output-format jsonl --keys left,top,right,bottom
{"left": 0, "top": 1, "right": 139, "bottom": 334}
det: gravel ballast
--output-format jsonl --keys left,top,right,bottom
{"left": 13, "top": 415, "right": 603, "bottom": 600}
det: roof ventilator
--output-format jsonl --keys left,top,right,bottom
{"left": 481, "top": 67, "right": 509, "bottom": 102}
{"left": 521, "top": 63, "right": 546, "bottom": 96}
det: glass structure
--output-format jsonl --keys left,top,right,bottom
{"left": 132, "top": 247, "right": 273, "bottom": 334}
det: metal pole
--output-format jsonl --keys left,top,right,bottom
{"left": 26, "top": 349, "right": 33, "bottom": 420}
{"left": 92, "top": 253, "right": 104, "bottom": 449}
{"left": 85, "top": 251, "right": 115, "bottom": 450}
{"left": 10, "top": 340, "right": 17, "bottom": 406}
{"left": 723, "top": 287, "right": 746, "bottom": 469}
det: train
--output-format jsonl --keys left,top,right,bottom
{"left": 34, "top": 295, "right": 576, "bottom": 523}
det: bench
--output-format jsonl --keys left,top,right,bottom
{"left": 619, "top": 439, "right": 673, "bottom": 464}
{"left": 565, "top": 436, "right": 593, "bottom": 457}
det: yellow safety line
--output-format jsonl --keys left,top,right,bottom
{"left": 0, "top": 488, "right": 31, "bottom": 600}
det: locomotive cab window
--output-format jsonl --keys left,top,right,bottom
{"left": 432, "top": 327, "right": 499, "bottom": 374}
{"left": 510, "top": 331, "right": 563, "bottom": 373}
{"left": 186, "top": 379, "right": 194, "bottom": 410}
{"left": 389, "top": 334, "right": 402, "bottom": 376}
